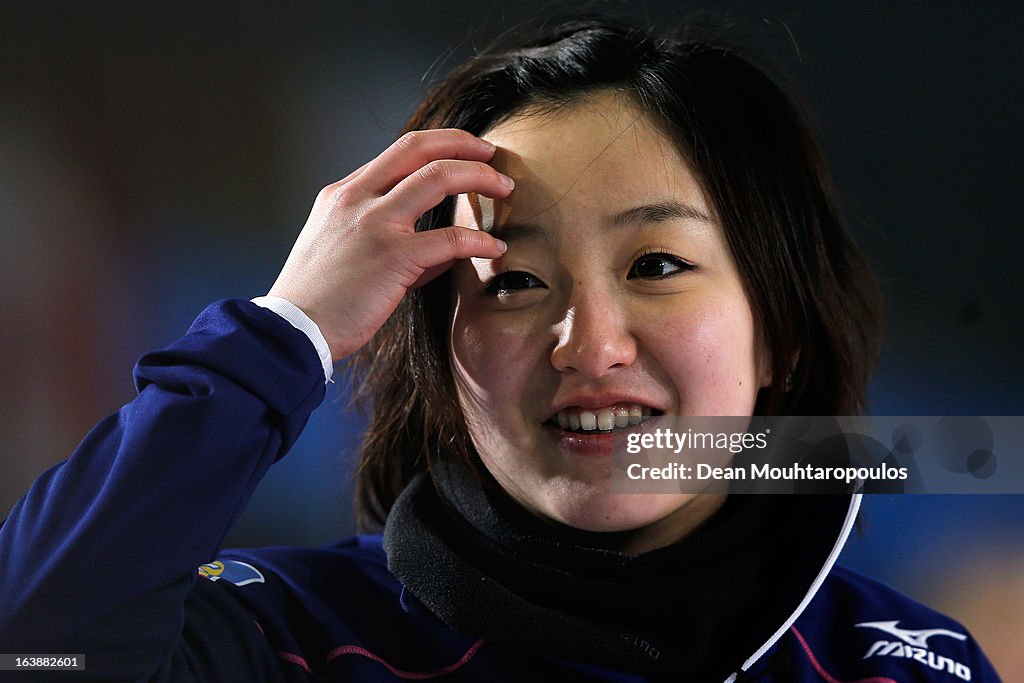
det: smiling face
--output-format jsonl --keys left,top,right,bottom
{"left": 448, "top": 92, "right": 771, "bottom": 552}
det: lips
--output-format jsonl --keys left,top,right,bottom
{"left": 546, "top": 403, "right": 660, "bottom": 434}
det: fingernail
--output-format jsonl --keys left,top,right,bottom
{"left": 495, "top": 238, "right": 508, "bottom": 253}
{"left": 481, "top": 139, "right": 497, "bottom": 152}
{"left": 501, "top": 174, "right": 515, "bottom": 190}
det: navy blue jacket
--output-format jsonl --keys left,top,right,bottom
{"left": 0, "top": 300, "right": 1001, "bottom": 681}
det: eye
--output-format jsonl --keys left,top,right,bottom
{"left": 485, "top": 270, "right": 547, "bottom": 296}
{"left": 627, "top": 251, "right": 695, "bottom": 280}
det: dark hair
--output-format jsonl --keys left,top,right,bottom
{"left": 347, "top": 16, "right": 883, "bottom": 530}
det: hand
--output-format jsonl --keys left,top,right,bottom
{"left": 268, "top": 129, "right": 513, "bottom": 361}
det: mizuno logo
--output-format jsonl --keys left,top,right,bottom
{"left": 856, "top": 620, "right": 971, "bottom": 681}
{"left": 855, "top": 620, "right": 967, "bottom": 647}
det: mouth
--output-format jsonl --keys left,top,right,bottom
{"left": 545, "top": 403, "right": 662, "bottom": 435}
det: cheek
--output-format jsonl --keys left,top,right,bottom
{"left": 449, "top": 303, "right": 544, "bottom": 419}
{"left": 649, "top": 295, "right": 760, "bottom": 413}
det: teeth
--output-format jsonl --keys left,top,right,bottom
{"left": 551, "top": 403, "right": 656, "bottom": 433}
{"left": 615, "top": 407, "right": 629, "bottom": 428}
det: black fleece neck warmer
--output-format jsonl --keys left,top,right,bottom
{"left": 384, "top": 458, "right": 851, "bottom": 681}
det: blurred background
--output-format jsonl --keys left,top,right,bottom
{"left": 1, "top": 1, "right": 1021, "bottom": 676}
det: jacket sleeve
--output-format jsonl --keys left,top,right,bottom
{"left": 0, "top": 299, "right": 327, "bottom": 680}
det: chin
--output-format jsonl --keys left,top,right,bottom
{"left": 542, "top": 482, "right": 686, "bottom": 534}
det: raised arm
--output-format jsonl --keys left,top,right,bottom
{"left": 0, "top": 130, "right": 512, "bottom": 680}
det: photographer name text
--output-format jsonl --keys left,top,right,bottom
{"left": 626, "top": 462, "right": 908, "bottom": 484}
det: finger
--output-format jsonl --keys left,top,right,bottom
{"left": 384, "top": 159, "right": 514, "bottom": 225}
{"left": 333, "top": 160, "right": 372, "bottom": 188}
{"left": 407, "top": 226, "right": 507, "bottom": 281}
{"left": 313, "top": 161, "right": 372, "bottom": 205}
{"left": 355, "top": 129, "right": 497, "bottom": 195}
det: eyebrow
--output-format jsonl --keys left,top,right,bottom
{"left": 613, "top": 200, "right": 712, "bottom": 225}
{"left": 488, "top": 200, "right": 712, "bottom": 243}
{"left": 489, "top": 222, "right": 548, "bottom": 244}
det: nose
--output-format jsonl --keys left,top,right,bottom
{"left": 550, "top": 286, "right": 638, "bottom": 377}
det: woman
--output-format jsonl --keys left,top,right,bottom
{"left": 0, "top": 17, "right": 1000, "bottom": 682}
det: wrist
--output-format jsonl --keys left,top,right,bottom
{"left": 251, "top": 295, "right": 334, "bottom": 383}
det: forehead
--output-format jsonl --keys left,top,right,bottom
{"left": 456, "top": 92, "right": 711, "bottom": 230}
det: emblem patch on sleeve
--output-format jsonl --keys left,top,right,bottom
{"left": 198, "top": 559, "right": 266, "bottom": 587}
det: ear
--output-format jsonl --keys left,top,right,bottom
{"left": 758, "top": 348, "right": 799, "bottom": 390}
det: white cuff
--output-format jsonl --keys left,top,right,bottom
{"left": 251, "top": 296, "right": 334, "bottom": 384}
